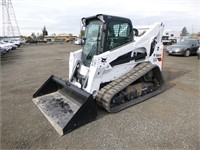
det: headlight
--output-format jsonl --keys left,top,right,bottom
{"left": 174, "top": 48, "right": 181, "bottom": 52}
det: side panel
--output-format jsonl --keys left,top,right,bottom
{"left": 69, "top": 49, "right": 82, "bottom": 80}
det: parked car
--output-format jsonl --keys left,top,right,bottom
{"left": 166, "top": 39, "right": 200, "bottom": 56}
{"left": 197, "top": 47, "right": 200, "bottom": 60}
{"left": 0, "top": 41, "right": 11, "bottom": 52}
{"left": 3, "top": 41, "right": 18, "bottom": 50}
{"left": 0, "top": 45, "right": 7, "bottom": 54}
{"left": 74, "top": 38, "right": 82, "bottom": 45}
{"left": 12, "top": 40, "right": 22, "bottom": 47}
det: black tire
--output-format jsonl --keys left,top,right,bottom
{"left": 198, "top": 54, "right": 200, "bottom": 60}
{"left": 184, "top": 50, "right": 190, "bottom": 57}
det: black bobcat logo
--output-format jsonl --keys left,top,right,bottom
{"left": 101, "top": 57, "right": 107, "bottom": 63}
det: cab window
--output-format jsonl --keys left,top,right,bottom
{"left": 105, "top": 21, "right": 132, "bottom": 51}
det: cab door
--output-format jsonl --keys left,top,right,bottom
{"left": 191, "top": 41, "right": 199, "bottom": 54}
{"left": 104, "top": 21, "right": 132, "bottom": 51}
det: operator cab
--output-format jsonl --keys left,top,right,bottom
{"left": 81, "top": 14, "right": 133, "bottom": 66}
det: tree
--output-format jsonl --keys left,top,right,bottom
{"left": 42, "top": 26, "right": 48, "bottom": 36}
{"left": 181, "top": 27, "right": 188, "bottom": 36}
{"left": 31, "top": 32, "right": 36, "bottom": 39}
{"left": 80, "top": 30, "right": 85, "bottom": 37}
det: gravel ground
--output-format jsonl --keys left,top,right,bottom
{"left": 1, "top": 43, "right": 199, "bottom": 149}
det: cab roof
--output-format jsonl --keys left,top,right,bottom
{"left": 82, "top": 14, "right": 132, "bottom": 25}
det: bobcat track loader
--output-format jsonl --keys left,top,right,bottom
{"left": 33, "top": 14, "right": 165, "bottom": 135}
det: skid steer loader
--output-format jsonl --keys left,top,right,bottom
{"left": 33, "top": 14, "right": 165, "bottom": 135}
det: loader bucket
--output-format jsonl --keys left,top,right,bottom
{"left": 32, "top": 75, "right": 97, "bottom": 135}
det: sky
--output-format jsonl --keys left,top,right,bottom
{"left": 0, "top": 0, "right": 199, "bottom": 36}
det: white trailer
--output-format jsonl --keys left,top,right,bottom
{"left": 162, "top": 30, "right": 181, "bottom": 45}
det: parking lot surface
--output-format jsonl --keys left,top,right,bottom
{"left": 1, "top": 43, "right": 199, "bottom": 149}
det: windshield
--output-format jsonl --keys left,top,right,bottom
{"left": 176, "top": 40, "right": 194, "bottom": 45}
{"left": 82, "top": 20, "right": 103, "bottom": 66}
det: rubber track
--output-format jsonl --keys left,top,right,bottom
{"left": 96, "top": 62, "right": 163, "bottom": 112}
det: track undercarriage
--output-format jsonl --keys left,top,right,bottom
{"left": 96, "top": 62, "right": 165, "bottom": 112}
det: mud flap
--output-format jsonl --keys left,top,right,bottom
{"left": 32, "top": 75, "right": 97, "bottom": 135}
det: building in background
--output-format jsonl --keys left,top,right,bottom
{"left": 44, "top": 33, "right": 76, "bottom": 42}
